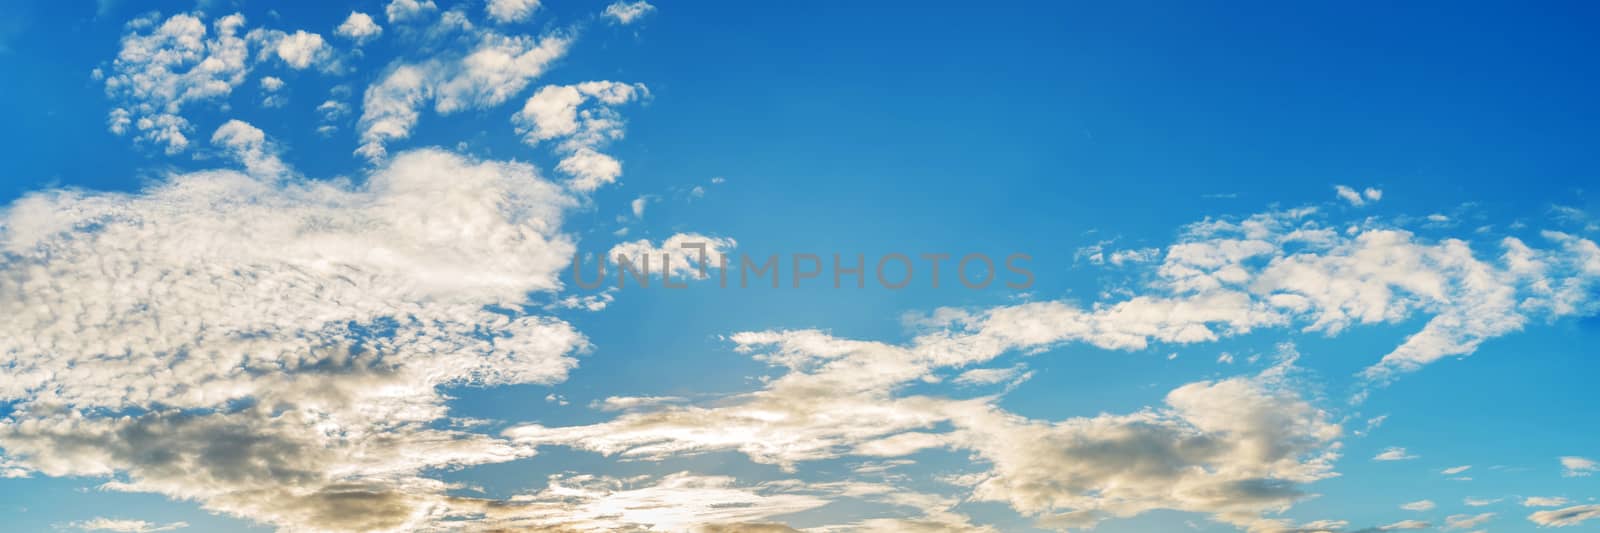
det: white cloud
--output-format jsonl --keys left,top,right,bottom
{"left": 1524, "top": 496, "right": 1570, "bottom": 507}
{"left": 513, "top": 81, "right": 648, "bottom": 190}
{"left": 357, "top": 31, "right": 572, "bottom": 160}
{"left": 1378, "top": 520, "right": 1429, "bottom": 530}
{"left": 1401, "top": 500, "right": 1435, "bottom": 511}
{"left": 384, "top": 0, "right": 438, "bottom": 23}
{"left": 464, "top": 472, "right": 828, "bottom": 531}
{"left": 1444, "top": 512, "right": 1493, "bottom": 530}
{"left": 272, "top": 30, "right": 326, "bottom": 69}
{"left": 0, "top": 149, "right": 588, "bottom": 531}
{"left": 606, "top": 233, "right": 737, "bottom": 281}
{"left": 1335, "top": 185, "right": 1382, "bottom": 207}
{"left": 557, "top": 148, "right": 624, "bottom": 192}
{"left": 62, "top": 518, "right": 189, "bottom": 532}
{"left": 1464, "top": 497, "right": 1500, "bottom": 507}
{"left": 510, "top": 342, "right": 1344, "bottom": 532}
{"left": 334, "top": 11, "right": 382, "bottom": 44}
{"left": 593, "top": 395, "right": 686, "bottom": 411}
{"left": 631, "top": 195, "right": 650, "bottom": 218}
{"left": 1441, "top": 465, "right": 1471, "bottom": 475}
{"left": 1076, "top": 241, "right": 1161, "bottom": 266}
{"left": 487, "top": 0, "right": 541, "bottom": 23}
{"left": 1529, "top": 504, "right": 1600, "bottom": 527}
{"left": 1374, "top": 447, "right": 1418, "bottom": 461}
{"left": 210, "top": 119, "right": 286, "bottom": 178}
{"left": 1561, "top": 456, "right": 1597, "bottom": 477}
{"left": 603, "top": 0, "right": 657, "bottom": 25}
{"left": 102, "top": 13, "right": 251, "bottom": 153}
{"left": 258, "top": 76, "right": 286, "bottom": 108}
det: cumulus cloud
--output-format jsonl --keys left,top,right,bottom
{"left": 210, "top": 119, "right": 287, "bottom": 178}
{"left": 500, "top": 203, "right": 1600, "bottom": 532}
{"left": 1336, "top": 185, "right": 1383, "bottom": 207}
{"left": 510, "top": 338, "right": 1343, "bottom": 532}
{"left": 334, "top": 11, "right": 382, "bottom": 44}
{"left": 357, "top": 31, "right": 572, "bottom": 160}
{"left": 102, "top": 13, "right": 251, "bottom": 153}
{"left": 258, "top": 76, "right": 286, "bottom": 107}
{"left": 513, "top": 81, "right": 649, "bottom": 191}
{"left": 602, "top": 1, "right": 656, "bottom": 25}
{"left": 102, "top": 12, "right": 341, "bottom": 152}
{"left": 605, "top": 232, "right": 737, "bottom": 281}
{"left": 487, "top": 0, "right": 541, "bottom": 24}
{"left": 271, "top": 30, "right": 327, "bottom": 69}
{"left": 62, "top": 518, "right": 189, "bottom": 532}
{"left": 385, "top": 0, "right": 438, "bottom": 24}
{"left": 1561, "top": 456, "right": 1596, "bottom": 477}
{"left": 1529, "top": 504, "right": 1600, "bottom": 527}
{"left": 0, "top": 149, "right": 589, "bottom": 531}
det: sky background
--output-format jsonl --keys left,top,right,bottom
{"left": 0, "top": 1, "right": 1598, "bottom": 532}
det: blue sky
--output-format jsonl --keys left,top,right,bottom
{"left": 1, "top": 1, "right": 1598, "bottom": 532}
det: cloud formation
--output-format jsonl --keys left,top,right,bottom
{"left": 0, "top": 149, "right": 588, "bottom": 531}
{"left": 335, "top": 12, "right": 382, "bottom": 44}
{"left": 603, "top": 1, "right": 657, "bottom": 25}
{"left": 513, "top": 81, "right": 648, "bottom": 191}
{"left": 357, "top": 30, "right": 571, "bottom": 160}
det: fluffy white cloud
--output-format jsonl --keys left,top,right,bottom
{"left": 1377, "top": 520, "right": 1429, "bottom": 530}
{"left": 1441, "top": 465, "right": 1471, "bottom": 475}
{"left": 513, "top": 81, "right": 648, "bottom": 190}
{"left": 62, "top": 518, "right": 189, "bottom": 532}
{"left": 357, "top": 31, "right": 572, "bottom": 160}
{"left": 1336, "top": 185, "right": 1383, "bottom": 206}
{"left": 210, "top": 119, "right": 286, "bottom": 178}
{"left": 1561, "top": 456, "right": 1597, "bottom": 477}
{"left": 487, "top": 0, "right": 541, "bottom": 24}
{"left": 102, "top": 13, "right": 251, "bottom": 153}
{"left": 102, "top": 12, "right": 342, "bottom": 152}
{"left": 272, "top": 30, "right": 326, "bottom": 69}
{"left": 603, "top": 1, "right": 657, "bottom": 25}
{"left": 385, "top": 0, "right": 438, "bottom": 24}
{"left": 258, "top": 76, "right": 286, "bottom": 107}
{"left": 0, "top": 149, "right": 589, "bottom": 531}
{"left": 334, "top": 11, "right": 382, "bottom": 44}
{"left": 1529, "top": 504, "right": 1600, "bottom": 527}
{"left": 605, "top": 232, "right": 737, "bottom": 282}
{"left": 510, "top": 335, "right": 1343, "bottom": 532}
